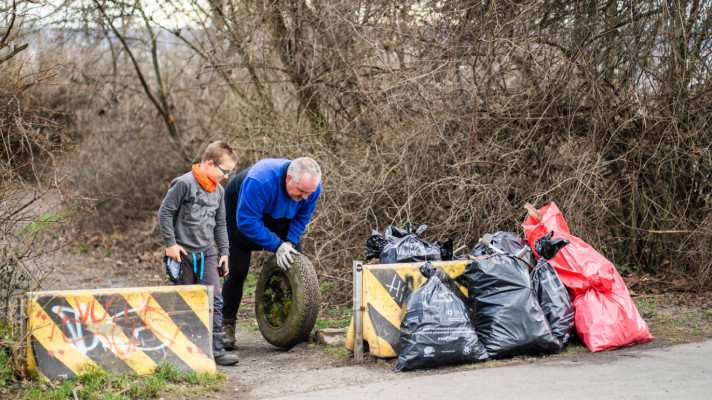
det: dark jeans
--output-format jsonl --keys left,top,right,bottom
{"left": 174, "top": 246, "right": 223, "bottom": 345}
{"left": 222, "top": 168, "right": 294, "bottom": 321}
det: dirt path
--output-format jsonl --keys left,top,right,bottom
{"left": 213, "top": 328, "right": 390, "bottom": 400}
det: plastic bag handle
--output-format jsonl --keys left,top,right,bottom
{"left": 524, "top": 203, "right": 543, "bottom": 222}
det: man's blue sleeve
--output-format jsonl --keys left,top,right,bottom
{"left": 236, "top": 177, "right": 282, "bottom": 252}
{"left": 287, "top": 185, "right": 321, "bottom": 246}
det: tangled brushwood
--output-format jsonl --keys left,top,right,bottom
{"left": 3, "top": 1, "right": 712, "bottom": 305}
{"left": 1, "top": 4, "right": 70, "bottom": 379}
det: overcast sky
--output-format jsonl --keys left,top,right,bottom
{"left": 13, "top": 0, "right": 207, "bottom": 30}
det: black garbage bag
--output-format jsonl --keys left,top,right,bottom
{"left": 381, "top": 236, "right": 442, "bottom": 264}
{"left": 365, "top": 223, "right": 428, "bottom": 260}
{"left": 365, "top": 231, "right": 389, "bottom": 260}
{"left": 378, "top": 224, "right": 444, "bottom": 264}
{"left": 436, "top": 239, "right": 454, "bottom": 261}
{"left": 385, "top": 223, "right": 428, "bottom": 239}
{"left": 460, "top": 254, "right": 560, "bottom": 358}
{"left": 471, "top": 231, "right": 535, "bottom": 266}
{"left": 535, "top": 230, "right": 570, "bottom": 260}
{"left": 531, "top": 232, "right": 574, "bottom": 348}
{"left": 395, "top": 262, "right": 488, "bottom": 372}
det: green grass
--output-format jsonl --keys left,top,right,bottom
{"left": 322, "top": 345, "right": 350, "bottom": 359}
{"left": 1, "top": 321, "right": 224, "bottom": 399}
{"left": 0, "top": 346, "right": 12, "bottom": 387}
{"left": 634, "top": 294, "right": 712, "bottom": 345}
{"left": 319, "top": 281, "right": 336, "bottom": 293}
{"left": 314, "top": 306, "right": 352, "bottom": 330}
{"left": 616, "top": 263, "right": 639, "bottom": 276}
{"left": 0, "top": 320, "right": 18, "bottom": 387}
{"left": 559, "top": 341, "right": 588, "bottom": 355}
{"left": 22, "top": 211, "right": 65, "bottom": 235}
{"left": 238, "top": 319, "right": 259, "bottom": 333}
{"left": 635, "top": 296, "right": 659, "bottom": 317}
{"left": 703, "top": 308, "right": 712, "bottom": 321}
{"left": 243, "top": 272, "right": 257, "bottom": 297}
{"left": 22, "top": 364, "right": 224, "bottom": 400}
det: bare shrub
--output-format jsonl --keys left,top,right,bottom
{"left": 0, "top": 52, "right": 66, "bottom": 321}
{"left": 35, "top": 0, "right": 712, "bottom": 301}
{"left": 0, "top": 7, "right": 72, "bottom": 376}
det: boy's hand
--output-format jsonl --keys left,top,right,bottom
{"left": 218, "top": 256, "right": 229, "bottom": 277}
{"left": 166, "top": 244, "right": 187, "bottom": 262}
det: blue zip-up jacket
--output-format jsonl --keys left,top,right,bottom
{"left": 236, "top": 159, "right": 321, "bottom": 252}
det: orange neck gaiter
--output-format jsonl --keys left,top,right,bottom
{"left": 192, "top": 164, "right": 218, "bottom": 193}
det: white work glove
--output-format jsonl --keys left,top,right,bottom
{"left": 276, "top": 241, "right": 300, "bottom": 271}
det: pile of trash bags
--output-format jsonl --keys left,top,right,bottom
{"left": 370, "top": 203, "right": 653, "bottom": 372}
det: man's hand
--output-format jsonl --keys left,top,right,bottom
{"left": 218, "top": 255, "right": 229, "bottom": 277}
{"left": 166, "top": 244, "right": 188, "bottom": 262}
{"left": 276, "top": 242, "right": 300, "bottom": 271}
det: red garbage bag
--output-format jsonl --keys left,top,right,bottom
{"left": 522, "top": 202, "right": 653, "bottom": 352}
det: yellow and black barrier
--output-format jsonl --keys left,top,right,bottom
{"left": 26, "top": 285, "right": 216, "bottom": 380}
{"left": 346, "top": 260, "right": 470, "bottom": 358}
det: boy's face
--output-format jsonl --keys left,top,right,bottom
{"left": 205, "top": 156, "right": 236, "bottom": 183}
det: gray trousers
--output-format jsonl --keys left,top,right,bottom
{"left": 174, "top": 246, "right": 225, "bottom": 355}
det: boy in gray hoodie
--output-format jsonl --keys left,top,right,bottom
{"left": 158, "top": 141, "right": 239, "bottom": 366}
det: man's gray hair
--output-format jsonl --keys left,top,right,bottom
{"left": 287, "top": 157, "right": 322, "bottom": 183}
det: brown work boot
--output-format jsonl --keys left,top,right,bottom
{"left": 223, "top": 318, "right": 237, "bottom": 351}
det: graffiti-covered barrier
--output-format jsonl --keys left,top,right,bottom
{"left": 26, "top": 285, "right": 216, "bottom": 380}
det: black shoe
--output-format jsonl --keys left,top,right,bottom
{"left": 215, "top": 352, "right": 240, "bottom": 366}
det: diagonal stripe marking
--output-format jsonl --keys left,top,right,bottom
{"left": 174, "top": 286, "right": 210, "bottom": 330}
{"left": 36, "top": 294, "right": 132, "bottom": 374}
{"left": 30, "top": 338, "right": 77, "bottom": 380}
{"left": 369, "top": 268, "right": 412, "bottom": 307}
{"left": 367, "top": 304, "right": 400, "bottom": 355}
{"left": 95, "top": 293, "right": 193, "bottom": 371}
{"left": 363, "top": 268, "right": 404, "bottom": 330}
{"left": 28, "top": 300, "right": 96, "bottom": 376}
{"left": 152, "top": 291, "right": 211, "bottom": 356}
{"left": 122, "top": 292, "right": 216, "bottom": 373}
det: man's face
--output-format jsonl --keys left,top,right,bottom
{"left": 206, "top": 156, "right": 236, "bottom": 183}
{"left": 285, "top": 173, "right": 319, "bottom": 201}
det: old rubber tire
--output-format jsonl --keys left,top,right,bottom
{"left": 255, "top": 254, "right": 320, "bottom": 349}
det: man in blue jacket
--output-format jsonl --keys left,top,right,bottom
{"left": 222, "top": 157, "right": 322, "bottom": 350}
